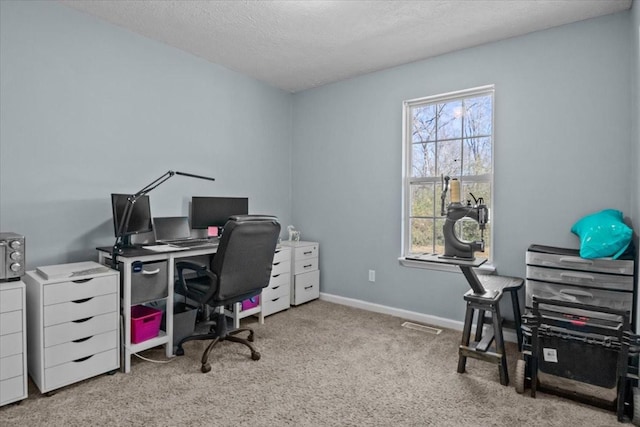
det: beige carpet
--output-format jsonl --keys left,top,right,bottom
{"left": 0, "top": 300, "right": 624, "bottom": 426}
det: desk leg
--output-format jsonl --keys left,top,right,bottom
{"left": 122, "top": 259, "right": 132, "bottom": 373}
{"left": 259, "top": 292, "right": 265, "bottom": 325}
{"left": 166, "top": 256, "right": 175, "bottom": 358}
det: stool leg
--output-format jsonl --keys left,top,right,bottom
{"left": 509, "top": 290, "right": 523, "bottom": 351}
{"left": 475, "top": 309, "right": 485, "bottom": 342}
{"left": 492, "top": 302, "right": 509, "bottom": 386}
{"left": 458, "top": 303, "right": 475, "bottom": 374}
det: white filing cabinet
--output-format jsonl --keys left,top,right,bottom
{"left": 281, "top": 241, "right": 320, "bottom": 306}
{"left": 226, "top": 246, "right": 291, "bottom": 327}
{"left": 0, "top": 280, "right": 28, "bottom": 406}
{"left": 24, "top": 261, "right": 120, "bottom": 394}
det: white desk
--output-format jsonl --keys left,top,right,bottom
{"left": 97, "top": 244, "right": 218, "bottom": 373}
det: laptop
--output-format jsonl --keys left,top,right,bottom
{"left": 153, "top": 216, "right": 214, "bottom": 247}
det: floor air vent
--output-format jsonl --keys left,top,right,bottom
{"left": 401, "top": 321, "right": 442, "bottom": 335}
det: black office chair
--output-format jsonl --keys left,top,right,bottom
{"left": 174, "top": 215, "right": 280, "bottom": 373}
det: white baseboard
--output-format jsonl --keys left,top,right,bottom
{"left": 319, "top": 292, "right": 519, "bottom": 344}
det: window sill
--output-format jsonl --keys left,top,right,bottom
{"left": 398, "top": 256, "right": 496, "bottom": 274}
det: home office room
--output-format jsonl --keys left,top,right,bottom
{"left": 1, "top": 0, "right": 638, "bottom": 425}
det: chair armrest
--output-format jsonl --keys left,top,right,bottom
{"left": 176, "top": 261, "right": 207, "bottom": 295}
{"left": 175, "top": 261, "right": 218, "bottom": 302}
{"left": 176, "top": 260, "right": 208, "bottom": 272}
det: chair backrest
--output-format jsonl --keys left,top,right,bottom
{"left": 211, "top": 215, "right": 281, "bottom": 303}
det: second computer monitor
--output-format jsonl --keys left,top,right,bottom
{"left": 191, "top": 196, "right": 249, "bottom": 229}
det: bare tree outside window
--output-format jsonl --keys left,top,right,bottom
{"left": 403, "top": 86, "right": 494, "bottom": 259}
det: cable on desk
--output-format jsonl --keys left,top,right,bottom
{"left": 132, "top": 352, "right": 176, "bottom": 364}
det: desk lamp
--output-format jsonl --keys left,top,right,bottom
{"left": 112, "top": 170, "right": 215, "bottom": 266}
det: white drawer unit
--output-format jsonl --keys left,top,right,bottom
{"left": 226, "top": 246, "right": 292, "bottom": 327}
{"left": 281, "top": 241, "right": 320, "bottom": 306}
{"left": 0, "top": 280, "right": 27, "bottom": 406}
{"left": 23, "top": 261, "right": 120, "bottom": 394}
{"left": 526, "top": 244, "right": 636, "bottom": 321}
{"left": 261, "top": 246, "right": 291, "bottom": 318}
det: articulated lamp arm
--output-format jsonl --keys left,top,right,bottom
{"left": 112, "top": 170, "right": 216, "bottom": 264}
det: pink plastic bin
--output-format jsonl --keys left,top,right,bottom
{"left": 131, "top": 305, "right": 163, "bottom": 344}
{"left": 241, "top": 295, "right": 260, "bottom": 311}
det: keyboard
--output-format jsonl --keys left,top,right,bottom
{"left": 166, "top": 238, "right": 216, "bottom": 248}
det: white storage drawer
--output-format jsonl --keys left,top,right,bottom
{"left": 0, "top": 353, "right": 24, "bottom": 381}
{"left": 0, "top": 310, "right": 22, "bottom": 336}
{"left": 44, "top": 348, "right": 118, "bottom": 391}
{"left": 273, "top": 247, "right": 290, "bottom": 264}
{"left": 0, "top": 332, "right": 23, "bottom": 359}
{"left": 0, "top": 376, "right": 25, "bottom": 404}
{"left": 294, "top": 244, "right": 319, "bottom": 261}
{"left": 527, "top": 265, "right": 633, "bottom": 292}
{"left": 526, "top": 279, "right": 633, "bottom": 313}
{"left": 268, "top": 271, "right": 289, "bottom": 290}
{"left": 294, "top": 258, "right": 319, "bottom": 275}
{"left": 262, "top": 295, "right": 290, "bottom": 317}
{"left": 44, "top": 293, "right": 117, "bottom": 327}
{"left": 0, "top": 288, "right": 22, "bottom": 313}
{"left": 44, "top": 275, "right": 117, "bottom": 305}
{"left": 45, "top": 312, "right": 116, "bottom": 348}
{"left": 293, "top": 270, "right": 320, "bottom": 306}
{"left": 45, "top": 330, "right": 118, "bottom": 368}
{"left": 271, "top": 260, "right": 291, "bottom": 278}
{"left": 263, "top": 279, "right": 290, "bottom": 301}
{"left": 526, "top": 250, "right": 633, "bottom": 276}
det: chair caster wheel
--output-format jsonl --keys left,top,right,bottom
{"left": 251, "top": 351, "right": 261, "bottom": 361}
{"left": 176, "top": 347, "right": 185, "bottom": 356}
{"left": 201, "top": 363, "right": 211, "bottom": 373}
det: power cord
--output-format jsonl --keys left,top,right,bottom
{"left": 132, "top": 352, "right": 175, "bottom": 364}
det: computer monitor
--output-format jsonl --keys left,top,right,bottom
{"left": 191, "top": 196, "right": 249, "bottom": 229}
{"left": 111, "top": 193, "right": 153, "bottom": 247}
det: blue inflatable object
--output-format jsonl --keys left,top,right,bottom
{"left": 571, "top": 209, "right": 632, "bottom": 259}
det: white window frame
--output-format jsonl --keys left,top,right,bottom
{"left": 399, "top": 85, "right": 495, "bottom": 272}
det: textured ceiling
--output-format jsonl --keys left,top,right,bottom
{"left": 59, "top": 0, "right": 632, "bottom": 93}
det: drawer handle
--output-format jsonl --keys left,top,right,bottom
{"left": 272, "top": 274, "right": 280, "bottom": 278}
{"left": 73, "top": 355, "right": 94, "bottom": 363}
{"left": 72, "top": 278, "right": 93, "bottom": 284}
{"left": 271, "top": 297, "right": 280, "bottom": 302}
{"left": 303, "top": 251, "right": 313, "bottom": 255}
{"left": 72, "top": 297, "right": 94, "bottom": 304}
{"left": 560, "top": 272, "right": 595, "bottom": 281}
{"left": 142, "top": 268, "right": 160, "bottom": 275}
{"left": 304, "top": 285, "right": 313, "bottom": 290}
{"left": 272, "top": 286, "right": 280, "bottom": 290}
{"left": 273, "top": 262, "right": 281, "bottom": 266}
{"left": 72, "top": 316, "right": 93, "bottom": 323}
{"left": 73, "top": 336, "right": 93, "bottom": 343}
{"left": 559, "top": 257, "right": 594, "bottom": 266}
{"left": 559, "top": 288, "right": 594, "bottom": 299}
{"left": 303, "top": 264, "right": 313, "bottom": 268}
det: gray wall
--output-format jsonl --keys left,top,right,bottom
{"left": 291, "top": 12, "right": 634, "bottom": 322}
{"left": 0, "top": 1, "right": 293, "bottom": 268}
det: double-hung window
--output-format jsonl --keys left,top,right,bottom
{"left": 402, "top": 85, "right": 494, "bottom": 263}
